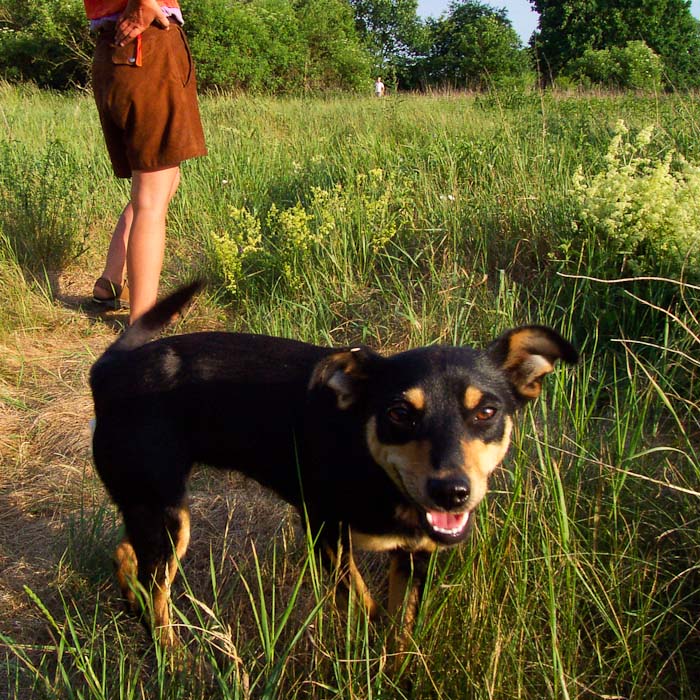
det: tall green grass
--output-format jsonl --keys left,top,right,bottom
{"left": 1, "top": 83, "right": 698, "bottom": 698}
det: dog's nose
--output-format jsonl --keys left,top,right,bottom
{"left": 427, "top": 478, "right": 470, "bottom": 510}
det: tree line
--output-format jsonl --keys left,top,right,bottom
{"left": 0, "top": 0, "right": 699, "bottom": 92}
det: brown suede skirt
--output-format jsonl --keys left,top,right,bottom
{"left": 92, "top": 23, "right": 207, "bottom": 178}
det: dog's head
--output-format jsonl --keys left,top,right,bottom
{"left": 311, "top": 326, "right": 577, "bottom": 545}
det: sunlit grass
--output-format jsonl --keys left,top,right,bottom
{"left": 0, "top": 83, "right": 698, "bottom": 698}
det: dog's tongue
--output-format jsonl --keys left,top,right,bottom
{"left": 426, "top": 510, "right": 469, "bottom": 534}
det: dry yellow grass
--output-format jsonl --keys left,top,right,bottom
{"left": 0, "top": 262, "right": 311, "bottom": 691}
{"left": 1, "top": 270, "right": 107, "bottom": 649}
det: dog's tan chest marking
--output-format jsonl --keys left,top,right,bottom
{"left": 349, "top": 503, "right": 439, "bottom": 553}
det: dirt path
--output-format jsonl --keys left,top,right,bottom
{"left": 0, "top": 269, "right": 313, "bottom": 692}
{"left": 0, "top": 269, "right": 126, "bottom": 642}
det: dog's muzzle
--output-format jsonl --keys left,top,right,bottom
{"left": 422, "top": 477, "right": 472, "bottom": 543}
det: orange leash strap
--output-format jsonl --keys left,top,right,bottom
{"left": 135, "top": 34, "right": 143, "bottom": 66}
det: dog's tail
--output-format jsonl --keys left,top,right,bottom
{"left": 108, "top": 280, "right": 203, "bottom": 353}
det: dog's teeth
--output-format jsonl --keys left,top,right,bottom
{"left": 427, "top": 510, "right": 469, "bottom": 535}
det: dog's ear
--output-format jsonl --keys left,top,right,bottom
{"left": 487, "top": 326, "right": 578, "bottom": 401}
{"left": 310, "top": 347, "right": 383, "bottom": 409}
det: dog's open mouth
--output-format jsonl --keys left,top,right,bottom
{"left": 424, "top": 510, "right": 471, "bottom": 541}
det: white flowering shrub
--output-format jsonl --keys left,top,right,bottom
{"left": 572, "top": 121, "right": 700, "bottom": 277}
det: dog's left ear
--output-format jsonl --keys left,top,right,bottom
{"left": 487, "top": 326, "right": 578, "bottom": 401}
{"left": 310, "top": 346, "right": 383, "bottom": 409}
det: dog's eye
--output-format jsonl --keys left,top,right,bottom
{"left": 474, "top": 407, "right": 496, "bottom": 422}
{"left": 386, "top": 403, "right": 415, "bottom": 426}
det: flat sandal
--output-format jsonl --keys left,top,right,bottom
{"left": 92, "top": 276, "right": 129, "bottom": 310}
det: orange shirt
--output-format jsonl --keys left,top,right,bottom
{"left": 84, "top": 1, "right": 180, "bottom": 21}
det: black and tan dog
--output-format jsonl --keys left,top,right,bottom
{"left": 90, "top": 282, "right": 577, "bottom": 649}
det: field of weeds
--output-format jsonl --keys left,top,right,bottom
{"left": 0, "top": 84, "right": 698, "bottom": 698}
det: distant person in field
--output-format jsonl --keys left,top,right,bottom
{"left": 84, "top": 0, "right": 207, "bottom": 322}
{"left": 374, "top": 77, "right": 386, "bottom": 97}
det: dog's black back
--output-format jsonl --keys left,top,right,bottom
{"left": 92, "top": 331, "right": 333, "bottom": 506}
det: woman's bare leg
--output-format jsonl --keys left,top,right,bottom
{"left": 93, "top": 167, "right": 181, "bottom": 321}
{"left": 126, "top": 166, "right": 181, "bottom": 322}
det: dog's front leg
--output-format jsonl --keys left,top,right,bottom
{"left": 122, "top": 503, "right": 191, "bottom": 648}
{"left": 321, "top": 538, "right": 379, "bottom": 621}
{"left": 114, "top": 538, "right": 139, "bottom": 611}
{"left": 388, "top": 549, "right": 430, "bottom": 658}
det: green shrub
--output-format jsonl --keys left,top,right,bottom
{"left": 184, "top": 0, "right": 303, "bottom": 92}
{"left": 0, "top": 140, "right": 88, "bottom": 272}
{"left": 567, "top": 41, "right": 663, "bottom": 91}
{"left": 568, "top": 46, "right": 618, "bottom": 88}
{"left": 572, "top": 120, "right": 700, "bottom": 277}
{"left": 209, "top": 168, "right": 412, "bottom": 296}
{"left": 0, "top": 0, "right": 91, "bottom": 89}
{"left": 294, "top": 0, "right": 372, "bottom": 91}
{"left": 616, "top": 40, "right": 663, "bottom": 91}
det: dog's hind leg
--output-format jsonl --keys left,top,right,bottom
{"left": 122, "top": 501, "right": 191, "bottom": 647}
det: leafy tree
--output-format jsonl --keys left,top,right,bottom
{"left": 529, "top": 0, "right": 700, "bottom": 88}
{"left": 420, "top": 0, "right": 528, "bottom": 89}
{"left": 184, "top": 0, "right": 306, "bottom": 92}
{"left": 295, "top": 0, "right": 372, "bottom": 90}
{"left": 348, "top": 0, "right": 427, "bottom": 76}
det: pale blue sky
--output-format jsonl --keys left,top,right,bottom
{"left": 416, "top": 0, "right": 700, "bottom": 43}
